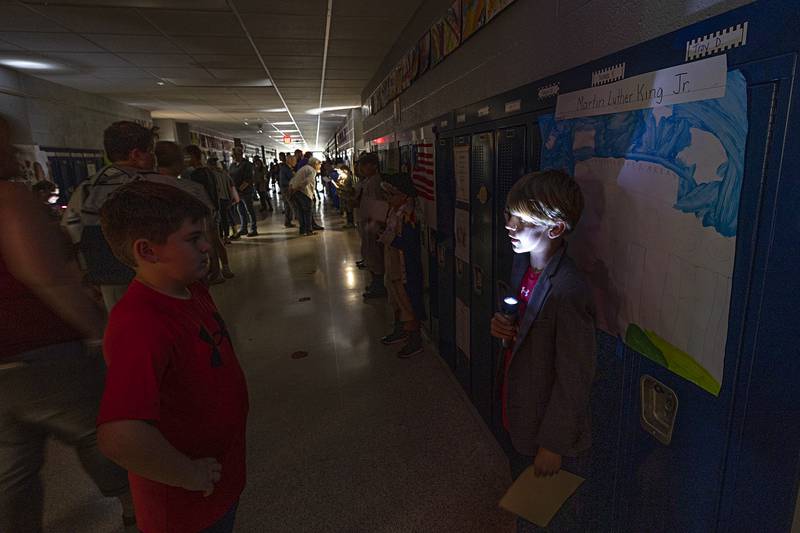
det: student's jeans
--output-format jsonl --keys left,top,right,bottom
{"left": 237, "top": 192, "right": 257, "bottom": 233}
{"left": 293, "top": 192, "right": 313, "bottom": 234}
{"left": 280, "top": 187, "right": 294, "bottom": 225}
{"left": 0, "top": 342, "right": 130, "bottom": 533}
{"left": 200, "top": 501, "right": 239, "bottom": 533}
{"left": 257, "top": 185, "right": 272, "bottom": 211}
{"left": 218, "top": 199, "right": 232, "bottom": 238}
{"left": 507, "top": 442, "right": 592, "bottom": 532}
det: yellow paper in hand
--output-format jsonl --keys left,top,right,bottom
{"left": 499, "top": 466, "right": 585, "bottom": 527}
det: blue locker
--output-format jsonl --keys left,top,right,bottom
{"left": 435, "top": 136, "right": 456, "bottom": 370}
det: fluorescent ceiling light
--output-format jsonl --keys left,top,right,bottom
{"left": 271, "top": 122, "right": 295, "bottom": 125}
{"left": 306, "top": 105, "right": 359, "bottom": 115}
{"left": 0, "top": 59, "right": 56, "bottom": 70}
{"left": 278, "top": 129, "right": 299, "bottom": 132}
{"left": 261, "top": 108, "right": 287, "bottom": 112}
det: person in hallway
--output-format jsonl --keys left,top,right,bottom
{"left": 252, "top": 156, "right": 272, "bottom": 213}
{"left": 293, "top": 149, "right": 304, "bottom": 171}
{"left": 61, "top": 120, "right": 156, "bottom": 311}
{"left": 289, "top": 157, "right": 322, "bottom": 236}
{"left": 96, "top": 180, "right": 249, "bottom": 533}
{"left": 378, "top": 173, "right": 426, "bottom": 358}
{"left": 152, "top": 141, "right": 229, "bottom": 285}
{"left": 278, "top": 152, "right": 296, "bottom": 228}
{"left": 490, "top": 170, "right": 596, "bottom": 531}
{"left": 356, "top": 152, "right": 388, "bottom": 298}
{"left": 208, "top": 156, "right": 236, "bottom": 243}
{"left": 332, "top": 163, "right": 357, "bottom": 228}
{"left": 185, "top": 146, "right": 235, "bottom": 279}
{"left": 0, "top": 116, "right": 137, "bottom": 532}
{"left": 229, "top": 146, "right": 257, "bottom": 237}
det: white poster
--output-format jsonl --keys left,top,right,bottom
{"left": 455, "top": 297, "right": 470, "bottom": 358}
{"left": 454, "top": 144, "right": 470, "bottom": 203}
{"left": 541, "top": 65, "right": 748, "bottom": 396}
{"left": 555, "top": 54, "right": 728, "bottom": 120}
{"left": 454, "top": 207, "right": 470, "bottom": 262}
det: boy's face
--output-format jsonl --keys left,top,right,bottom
{"left": 505, "top": 211, "right": 560, "bottom": 255}
{"left": 138, "top": 218, "right": 211, "bottom": 284}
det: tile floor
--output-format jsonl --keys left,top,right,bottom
{"left": 40, "top": 193, "right": 514, "bottom": 532}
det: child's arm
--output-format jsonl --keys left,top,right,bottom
{"left": 536, "top": 288, "right": 596, "bottom": 462}
{"left": 98, "top": 420, "right": 221, "bottom": 496}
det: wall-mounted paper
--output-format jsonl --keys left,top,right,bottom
{"left": 541, "top": 66, "right": 748, "bottom": 396}
{"left": 455, "top": 207, "right": 470, "bottom": 262}
{"left": 555, "top": 54, "right": 727, "bottom": 120}
{"left": 454, "top": 144, "right": 470, "bottom": 203}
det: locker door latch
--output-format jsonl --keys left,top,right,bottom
{"left": 640, "top": 375, "right": 678, "bottom": 445}
{"left": 473, "top": 265, "right": 483, "bottom": 294}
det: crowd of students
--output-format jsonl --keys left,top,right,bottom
{"left": 0, "top": 115, "right": 597, "bottom": 533}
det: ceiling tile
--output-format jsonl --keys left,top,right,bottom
{"left": 93, "top": 67, "right": 154, "bottom": 80}
{"left": 326, "top": 39, "right": 386, "bottom": 57}
{"left": 44, "top": 52, "right": 132, "bottom": 68}
{"left": 0, "top": 32, "right": 103, "bottom": 52}
{"left": 171, "top": 36, "right": 251, "bottom": 55}
{"left": 86, "top": 34, "right": 183, "bottom": 53}
{"left": 208, "top": 68, "right": 267, "bottom": 81}
{"left": 330, "top": 18, "right": 394, "bottom": 42}
{"left": 148, "top": 67, "right": 215, "bottom": 80}
{"left": 0, "top": 4, "right": 66, "bottom": 32}
{"left": 254, "top": 38, "right": 323, "bottom": 56}
{"left": 34, "top": 6, "right": 160, "bottom": 35}
{"left": 118, "top": 53, "right": 194, "bottom": 67}
{"left": 0, "top": 39, "right": 23, "bottom": 51}
{"left": 332, "top": 0, "right": 423, "bottom": 18}
{"left": 23, "top": 1, "right": 230, "bottom": 8}
{"left": 243, "top": 14, "right": 325, "bottom": 37}
{"left": 234, "top": 0, "right": 327, "bottom": 14}
{"left": 144, "top": 10, "right": 241, "bottom": 36}
{"left": 192, "top": 54, "right": 260, "bottom": 69}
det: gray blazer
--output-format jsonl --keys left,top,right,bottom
{"left": 500, "top": 243, "right": 596, "bottom": 457}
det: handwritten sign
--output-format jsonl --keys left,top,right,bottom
{"left": 555, "top": 54, "right": 727, "bottom": 120}
{"left": 686, "top": 22, "right": 748, "bottom": 61}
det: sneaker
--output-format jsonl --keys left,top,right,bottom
{"left": 238, "top": 229, "right": 248, "bottom": 236}
{"left": 247, "top": 230, "right": 258, "bottom": 237}
{"left": 229, "top": 233, "right": 240, "bottom": 241}
{"left": 208, "top": 274, "right": 225, "bottom": 285}
{"left": 285, "top": 223, "right": 296, "bottom": 228}
{"left": 381, "top": 330, "right": 407, "bottom": 345}
{"left": 312, "top": 224, "right": 325, "bottom": 230}
{"left": 302, "top": 231, "right": 317, "bottom": 236}
{"left": 397, "top": 341, "right": 424, "bottom": 358}
{"left": 221, "top": 266, "right": 234, "bottom": 279}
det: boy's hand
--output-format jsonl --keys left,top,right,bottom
{"left": 533, "top": 447, "right": 561, "bottom": 477}
{"left": 184, "top": 457, "right": 222, "bottom": 497}
{"left": 490, "top": 313, "right": 517, "bottom": 344}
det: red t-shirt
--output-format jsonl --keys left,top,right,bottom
{"left": 502, "top": 266, "right": 541, "bottom": 432}
{"left": 98, "top": 280, "right": 249, "bottom": 533}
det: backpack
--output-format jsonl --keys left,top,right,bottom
{"left": 61, "top": 165, "right": 140, "bottom": 285}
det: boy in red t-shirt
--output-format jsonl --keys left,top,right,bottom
{"left": 96, "top": 180, "right": 249, "bottom": 533}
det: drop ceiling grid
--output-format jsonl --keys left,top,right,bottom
{"left": 2, "top": 0, "right": 426, "bottom": 147}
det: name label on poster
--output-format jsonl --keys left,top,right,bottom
{"left": 555, "top": 54, "right": 727, "bottom": 120}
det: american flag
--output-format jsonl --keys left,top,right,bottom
{"left": 412, "top": 143, "right": 435, "bottom": 201}
{"left": 412, "top": 142, "right": 436, "bottom": 228}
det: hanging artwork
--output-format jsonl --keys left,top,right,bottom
{"left": 487, "top": 0, "right": 514, "bottom": 20}
{"left": 444, "top": 0, "right": 462, "bottom": 56}
{"left": 431, "top": 19, "right": 445, "bottom": 67}
{"left": 418, "top": 32, "right": 431, "bottom": 76}
{"left": 462, "top": 0, "right": 487, "bottom": 40}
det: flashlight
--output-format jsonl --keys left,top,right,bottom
{"left": 500, "top": 296, "right": 519, "bottom": 348}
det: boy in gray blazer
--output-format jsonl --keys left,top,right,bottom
{"left": 491, "top": 170, "right": 596, "bottom": 529}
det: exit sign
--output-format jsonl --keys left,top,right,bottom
{"left": 283, "top": 135, "right": 292, "bottom": 144}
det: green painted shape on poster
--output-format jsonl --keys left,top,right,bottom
{"left": 625, "top": 324, "right": 721, "bottom": 396}
{"left": 625, "top": 323, "right": 668, "bottom": 367}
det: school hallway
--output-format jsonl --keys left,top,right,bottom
{"left": 38, "top": 197, "right": 514, "bottom": 533}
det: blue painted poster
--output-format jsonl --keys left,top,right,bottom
{"left": 540, "top": 67, "right": 748, "bottom": 395}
